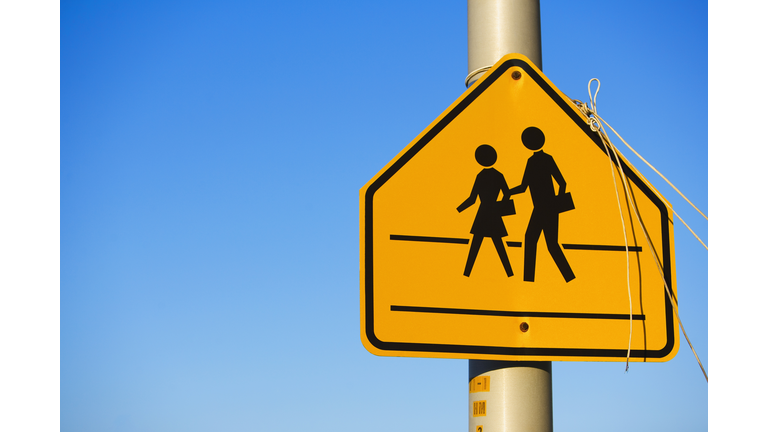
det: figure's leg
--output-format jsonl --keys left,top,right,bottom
{"left": 464, "top": 235, "right": 483, "bottom": 277}
{"left": 524, "top": 213, "right": 543, "bottom": 282}
{"left": 543, "top": 213, "right": 575, "bottom": 282}
{"left": 491, "top": 237, "right": 514, "bottom": 277}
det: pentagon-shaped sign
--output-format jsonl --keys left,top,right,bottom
{"left": 360, "top": 53, "right": 678, "bottom": 362}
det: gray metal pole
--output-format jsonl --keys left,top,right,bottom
{"left": 469, "top": 361, "right": 552, "bottom": 432}
{"left": 466, "top": 1, "right": 552, "bottom": 432}
{"left": 467, "top": 0, "right": 542, "bottom": 85}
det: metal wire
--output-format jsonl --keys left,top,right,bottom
{"left": 575, "top": 80, "right": 708, "bottom": 381}
{"left": 465, "top": 65, "right": 492, "bottom": 88}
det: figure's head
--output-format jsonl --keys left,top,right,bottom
{"left": 475, "top": 144, "right": 497, "bottom": 167}
{"left": 522, "top": 126, "right": 545, "bottom": 150}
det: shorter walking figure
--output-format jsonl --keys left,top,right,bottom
{"left": 509, "top": 127, "right": 575, "bottom": 283}
{"left": 457, "top": 145, "right": 514, "bottom": 277}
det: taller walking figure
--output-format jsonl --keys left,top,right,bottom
{"left": 457, "top": 144, "right": 514, "bottom": 278}
{"left": 509, "top": 127, "right": 576, "bottom": 283}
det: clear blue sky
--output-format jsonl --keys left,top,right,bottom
{"left": 5, "top": 1, "right": 757, "bottom": 431}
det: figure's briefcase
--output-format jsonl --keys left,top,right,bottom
{"left": 557, "top": 192, "right": 575, "bottom": 213}
{"left": 496, "top": 198, "right": 516, "bottom": 216}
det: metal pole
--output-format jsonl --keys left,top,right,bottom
{"left": 466, "top": 1, "right": 552, "bottom": 432}
{"left": 467, "top": 0, "right": 542, "bottom": 85}
{"left": 469, "top": 361, "right": 552, "bottom": 432}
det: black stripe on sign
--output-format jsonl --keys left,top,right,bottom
{"left": 391, "top": 305, "right": 645, "bottom": 321}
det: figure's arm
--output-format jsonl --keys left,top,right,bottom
{"left": 500, "top": 174, "right": 512, "bottom": 200}
{"left": 508, "top": 161, "right": 530, "bottom": 196}
{"left": 457, "top": 193, "right": 477, "bottom": 212}
{"left": 551, "top": 159, "right": 566, "bottom": 195}
{"left": 508, "top": 184, "right": 526, "bottom": 195}
{"left": 457, "top": 180, "right": 479, "bottom": 212}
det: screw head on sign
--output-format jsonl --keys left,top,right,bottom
{"left": 512, "top": 70, "right": 522, "bottom": 80}
{"left": 520, "top": 322, "right": 529, "bottom": 332}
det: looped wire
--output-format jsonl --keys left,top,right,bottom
{"left": 465, "top": 65, "right": 492, "bottom": 88}
{"left": 572, "top": 98, "right": 602, "bottom": 132}
{"left": 588, "top": 78, "right": 601, "bottom": 114}
{"left": 589, "top": 117, "right": 601, "bottom": 132}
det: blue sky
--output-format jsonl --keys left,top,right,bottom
{"left": 4, "top": 1, "right": 758, "bottom": 430}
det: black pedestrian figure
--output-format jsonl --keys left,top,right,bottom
{"left": 509, "top": 127, "right": 576, "bottom": 283}
{"left": 457, "top": 145, "right": 514, "bottom": 277}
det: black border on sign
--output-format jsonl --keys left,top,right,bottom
{"left": 363, "top": 58, "right": 675, "bottom": 360}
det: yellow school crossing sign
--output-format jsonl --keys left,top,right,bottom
{"left": 360, "top": 53, "right": 678, "bottom": 362}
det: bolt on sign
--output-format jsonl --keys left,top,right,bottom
{"left": 359, "top": 53, "right": 678, "bottom": 362}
